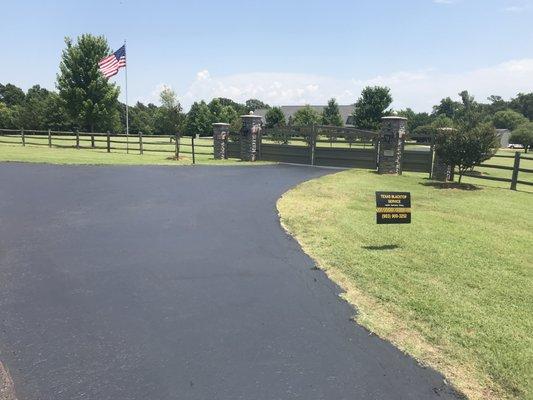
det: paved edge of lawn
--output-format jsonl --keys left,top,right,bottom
{"left": 276, "top": 173, "right": 499, "bottom": 400}
{"left": 0, "top": 362, "right": 16, "bottom": 400}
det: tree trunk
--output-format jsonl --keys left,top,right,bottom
{"left": 458, "top": 171, "right": 463, "bottom": 183}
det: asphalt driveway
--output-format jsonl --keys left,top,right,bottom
{"left": 0, "top": 163, "right": 459, "bottom": 400}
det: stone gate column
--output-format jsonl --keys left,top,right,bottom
{"left": 431, "top": 127, "right": 454, "bottom": 181}
{"left": 240, "top": 113, "right": 262, "bottom": 161}
{"left": 212, "top": 123, "right": 230, "bottom": 159}
{"left": 377, "top": 115, "right": 407, "bottom": 175}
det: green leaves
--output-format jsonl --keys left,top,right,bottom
{"left": 321, "top": 98, "right": 343, "bottom": 126}
{"left": 352, "top": 86, "right": 392, "bottom": 130}
{"left": 57, "top": 34, "right": 120, "bottom": 132}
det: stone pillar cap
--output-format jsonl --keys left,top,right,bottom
{"left": 381, "top": 115, "right": 407, "bottom": 121}
{"left": 241, "top": 114, "right": 263, "bottom": 119}
{"left": 212, "top": 122, "right": 230, "bottom": 126}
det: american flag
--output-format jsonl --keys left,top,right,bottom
{"left": 98, "top": 45, "right": 126, "bottom": 79}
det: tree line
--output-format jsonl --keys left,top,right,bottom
{"left": 0, "top": 34, "right": 532, "bottom": 151}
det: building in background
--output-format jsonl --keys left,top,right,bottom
{"left": 254, "top": 105, "right": 355, "bottom": 126}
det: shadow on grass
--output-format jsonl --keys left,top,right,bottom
{"left": 419, "top": 181, "right": 482, "bottom": 191}
{"left": 362, "top": 244, "right": 399, "bottom": 251}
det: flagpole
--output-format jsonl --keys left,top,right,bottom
{"left": 124, "top": 39, "right": 129, "bottom": 153}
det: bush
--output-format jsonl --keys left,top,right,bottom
{"left": 435, "top": 123, "right": 499, "bottom": 183}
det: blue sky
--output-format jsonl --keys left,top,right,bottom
{"left": 1, "top": 0, "right": 532, "bottom": 111}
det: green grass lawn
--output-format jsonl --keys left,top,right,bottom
{"left": 278, "top": 170, "right": 532, "bottom": 400}
{"left": 0, "top": 135, "right": 270, "bottom": 165}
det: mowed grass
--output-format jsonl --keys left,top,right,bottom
{"left": 278, "top": 170, "right": 532, "bottom": 400}
{"left": 0, "top": 134, "right": 270, "bottom": 165}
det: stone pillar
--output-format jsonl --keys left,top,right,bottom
{"left": 240, "top": 113, "right": 262, "bottom": 161}
{"left": 377, "top": 116, "right": 407, "bottom": 175}
{"left": 431, "top": 127, "right": 454, "bottom": 181}
{"left": 212, "top": 123, "right": 230, "bottom": 159}
{"left": 431, "top": 154, "right": 451, "bottom": 181}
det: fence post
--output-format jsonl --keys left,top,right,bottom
{"left": 139, "top": 131, "right": 143, "bottom": 155}
{"left": 76, "top": 130, "right": 80, "bottom": 149}
{"left": 191, "top": 135, "right": 196, "bottom": 164}
{"left": 48, "top": 129, "right": 52, "bottom": 147}
{"left": 21, "top": 129, "right": 25, "bottom": 146}
{"left": 310, "top": 125, "right": 316, "bottom": 165}
{"left": 174, "top": 133, "right": 179, "bottom": 158}
{"left": 107, "top": 131, "right": 111, "bottom": 153}
{"left": 510, "top": 152, "right": 521, "bottom": 190}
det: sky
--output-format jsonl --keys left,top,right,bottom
{"left": 1, "top": 0, "right": 532, "bottom": 112}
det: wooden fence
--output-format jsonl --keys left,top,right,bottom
{"left": 460, "top": 152, "right": 533, "bottom": 190}
{"left": 0, "top": 129, "right": 213, "bottom": 164}
{"left": 2, "top": 127, "right": 531, "bottom": 191}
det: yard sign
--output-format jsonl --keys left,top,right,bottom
{"left": 376, "top": 192, "right": 411, "bottom": 224}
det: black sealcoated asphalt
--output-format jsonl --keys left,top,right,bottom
{"left": 0, "top": 163, "right": 460, "bottom": 400}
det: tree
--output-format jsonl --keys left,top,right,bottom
{"left": 0, "top": 83, "right": 25, "bottom": 107}
{"left": 18, "top": 85, "right": 52, "bottom": 129}
{"left": 486, "top": 95, "right": 509, "bottom": 114}
{"left": 184, "top": 101, "right": 213, "bottom": 136}
{"left": 245, "top": 99, "right": 269, "bottom": 112}
{"left": 321, "top": 98, "right": 343, "bottom": 126}
{"left": 397, "top": 108, "right": 433, "bottom": 133}
{"left": 292, "top": 105, "right": 321, "bottom": 126}
{"left": 510, "top": 123, "right": 533, "bottom": 153}
{"left": 352, "top": 86, "right": 392, "bottom": 130}
{"left": 218, "top": 106, "right": 238, "bottom": 124}
{"left": 435, "top": 123, "right": 499, "bottom": 183}
{"left": 57, "top": 34, "right": 120, "bottom": 132}
{"left": 265, "top": 107, "right": 285, "bottom": 128}
{"left": 129, "top": 102, "right": 156, "bottom": 134}
{"left": 455, "top": 90, "right": 483, "bottom": 129}
{"left": 154, "top": 87, "right": 184, "bottom": 134}
{"left": 510, "top": 92, "right": 533, "bottom": 121}
{"left": 0, "top": 102, "right": 15, "bottom": 128}
{"left": 432, "top": 97, "right": 462, "bottom": 119}
{"left": 492, "top": 109, "right": 528, "bottom": 130}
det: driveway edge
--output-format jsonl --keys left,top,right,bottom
{"left": 0, "top": 362, "right": 16, "bottom": 400}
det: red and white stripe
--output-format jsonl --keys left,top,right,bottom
{"left": 98, "top": 55, "right": 126, "bottom": 79}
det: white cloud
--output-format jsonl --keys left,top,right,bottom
{"left": 196, "top": 69, "right": 210, "bottom": 81}
{"left": 177, "top": 59, "right": 533, "bottom": 112}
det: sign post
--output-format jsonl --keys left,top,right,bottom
{"left": 376, "top": 192, "right": 411, "bottom": 224}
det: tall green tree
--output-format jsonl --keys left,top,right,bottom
{"left": 292, "top": 105, "right": 321, "bottom": 126}
{"left": 510, "top": 122, "right": 533, "bottom": 153}
{"left": 432, "top": 97, "right": 462, "bottom": 119}
{"left": 184, "top": 101, "right": 213, "bottom": 136}
{"left": 321, "top": 98, "right": 343, "bottom": 126}
{"left": 510, "top": 92, "right": 533, "bottom": 120}
{"left": 352, "top": 86, "right": 392, "bottom": 130}
{"left": 397, "top": 108, "right": 433, "bottom": 133}
{"left": 0, "top": 83, "right": 25, "bottom": 107}
{"left": 154, "top": 87, "right": 184, "bottom": 134}
{"left": 245, "top": 99, "right": 269, "bottom": 112}
{"left": 265, "top": 107, "right": 286, "bottom": 128}
{"left": 0, "top": 102, "right": 14, "bottom": 128}
{"left": 57, "top": 34, "right": 121, "bottom": 132}
{"left": 492, "top": 109, "right": 528, "bottom": 130}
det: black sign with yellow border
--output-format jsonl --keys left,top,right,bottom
{"left": 376, "top": 191, "right": 411, "bottom": 224}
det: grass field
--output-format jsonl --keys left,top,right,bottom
{"left": 278, "top": 170, "right": 532, "bottom": 400}
{"left": 0, "top": 134, "right": 271, "bottom": 165}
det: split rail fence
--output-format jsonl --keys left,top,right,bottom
{"left": 1, "top": 127, "right": 531, "bottom": 191}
